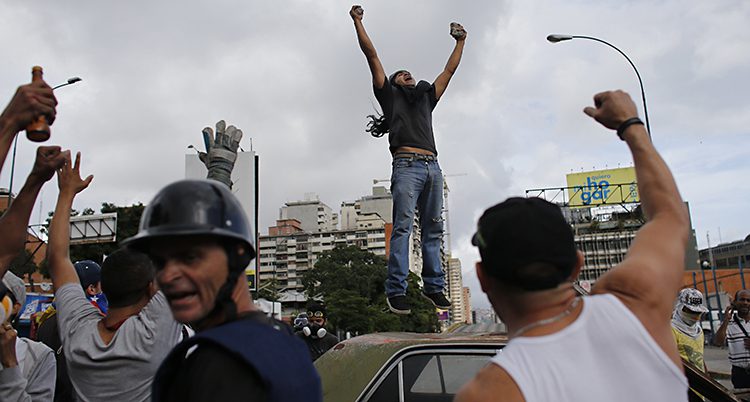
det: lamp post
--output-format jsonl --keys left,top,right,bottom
{"left": 52, "top": 77, "right": 82, "bottom": 90}
{"left": 6, "top": 77, "right": 83, "bottom": 203}
{"left": 546, "top": 34, "right": 651, "bottom": 137}
{"left": 703, "top": 260, "right": 724, "bottom": 321}
{"left": 699, "top": 262, "right": 715, "bottom": 337}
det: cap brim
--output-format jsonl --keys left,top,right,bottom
{"left": 471, "top": 232, "right": 480, "bottom": 247}
{"left": 684, "top": 304, "right": 708, "bottom": 314}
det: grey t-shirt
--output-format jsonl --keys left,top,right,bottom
{"left": 56, "top": 283, "right": 182, "bottom": 402}
{"left": 0, "top": 337, "right": 56, "bottom": 402}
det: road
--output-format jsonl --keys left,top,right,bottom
{"left": 705, "top": 344, "right": 733, "bottom": 390}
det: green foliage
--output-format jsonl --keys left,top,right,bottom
{"left": 8, "top": 249, "right": 38, "bottom": 279}
{"left": 69, "top": 202, "right": 145, "bottom": 264}
{"left": 302, "top": 245, "right": 439, "bottom": 335}
{"left": 38, "top": 259, "right": 50, "bottom": 279}
{"left": 256, "top": 277, "right": 282, "bottom": 301}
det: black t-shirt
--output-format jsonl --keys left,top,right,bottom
{"left": 297, "top": 331, "right": 339, "bottom": 362}
{"left": 373, "top": 76, "right": 439, "bottom": 155}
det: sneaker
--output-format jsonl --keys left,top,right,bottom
{"left": 387, "top": 295, "right": 411, "bottom": 315}
{"left": 422, "top": 292, "right": 452, "bottom": 309}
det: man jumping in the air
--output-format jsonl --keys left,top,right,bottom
{"left": 350, "top": 5, "right": 466, "bottom": 314}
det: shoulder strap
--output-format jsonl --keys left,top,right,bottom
{"left": 734, "top": 314, "right": 750, "bottom": 337}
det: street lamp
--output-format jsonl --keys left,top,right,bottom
{"left": 52, "top": 77, "right": 82, "bottom": 90}
{"left": 546, "top": 34, "right": 651, "bottom": 137}
{"left": 702, "top": 260, "right": 724, "bottom": 321}
{"left": 7, "top": 77, "right": 82, "bottom": 203}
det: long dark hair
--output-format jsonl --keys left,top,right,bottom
{"left": 366, "top": 111, "right": 388, "bottom": 138}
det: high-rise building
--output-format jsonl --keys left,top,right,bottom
{"left": 341, "top": 186, "right": 392, "bottom": 230}
{"left": 259, "top": 184, "right": 457, "bottom": 319}
{"left": 462, "top": 287, "right": 472, "bottom": 324}
{"left": 259, "top": 190, "right": 392, "bottom": 296}
{"left": 280, "top": 193, "right": 338, "bottom": 233}
{"left": 258, "top": 220, "right": 390, "bottom": 294}
{"left": 447, "top": 257, "right": 466, "bottom": 323}
{"left": 340, "top": 186, "right": 426, "bottom": 282}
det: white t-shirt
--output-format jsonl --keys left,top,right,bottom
{"left": 491, "top": 294, "right": 688, "bottom": 402}
{"left": 56, "top": 283, "right": 182, "bottom": 402}
{"left": 727, "top": 316, "right": 750, "bottom": 368}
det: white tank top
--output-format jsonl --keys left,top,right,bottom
{"left": 491, "top": 294, "right": 688, "bottom": 402}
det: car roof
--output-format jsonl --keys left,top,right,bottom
{"left": 315, "top": 331, "right": 507, "bottom": 402}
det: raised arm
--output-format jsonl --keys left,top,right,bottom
{"left": 587, "top": 91, "right": 689, "bottom": 342}
{"left": 350, "top": 5, "right": 386, "bottom": 89}
{"left": 433, "top": 23, "right": 466, "bottom": 100}
{"left": 713, "top": 304, "right": 734, "bottom": 346}
{"left": 46, "top": 151, "right": 94, "bottom": 290}
{"left": 0, "top": 146, "right": 64, "bottom": 275}
{"left": 0, "top": 80, "right": 57, "bottom": 174}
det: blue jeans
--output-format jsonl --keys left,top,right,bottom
{"left": 386, "top": 156, "right": 445, "bottom": 297}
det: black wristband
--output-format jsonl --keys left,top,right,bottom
{"left": 616, "top": 117, "right": 644, "bottom": 140}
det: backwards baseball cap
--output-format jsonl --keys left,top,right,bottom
{"left": 678, "top": 288, "right": 709, "bottom": 314}
{"left": 74, "top": 260, "right": 102, "bottom": 289}
{"left": 389, "top": 70, "right": 409, "bottom": 86}
{"left": 2, "top": 272, "right": 27, "bottom": 307}
{"left": 472, "top": 197, "right": 578, "bottom": 291}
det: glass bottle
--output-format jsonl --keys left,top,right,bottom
{"left": 25, "top": 66, "right": 51, "bottom": 142}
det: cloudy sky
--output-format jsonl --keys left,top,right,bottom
{"left": 1, "top": 1, "right": 748, "bottom": 309}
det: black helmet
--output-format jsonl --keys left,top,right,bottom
{"left": 123, "top": 179, "right": 256, "bottom": 270}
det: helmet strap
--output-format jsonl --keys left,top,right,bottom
{"left": 194, "top": 244, "right": 244, "bottom": 328}
{"left": 216, "top": 274, "right": 239, "bottom": 322}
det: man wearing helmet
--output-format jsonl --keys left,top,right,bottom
{"left": 350, "top": 4, "right": 466, "bottom": 314}
{"left": 46, "top": 152, "right": 183, "bottom": 401}
{"left": 123, "top": 179, "right": 321, "bottom": 402}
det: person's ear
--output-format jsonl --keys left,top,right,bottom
{"left": 567, "top": 251, "right": 584, "bottom": 282}
{"left": 147, "top": 280, "right": 157, "bottom": 298}
{"left": 476, "top": 262, "right": 491, "bottom": 293}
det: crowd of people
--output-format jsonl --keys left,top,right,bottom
{"left": 0, "top": 5, "right": 740, "bottom": 402}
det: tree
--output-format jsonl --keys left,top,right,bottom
{"left": 68, "top": 202, "right": 145, "bottom": 264}
{"left": 256, "top": 277, "right": 282, "bottom": 302}
{"left": 8, "top": 249, "right": 38, "bottom": 279}
{"left": 302, "top": 245, "right": 439, "bottom": 335}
